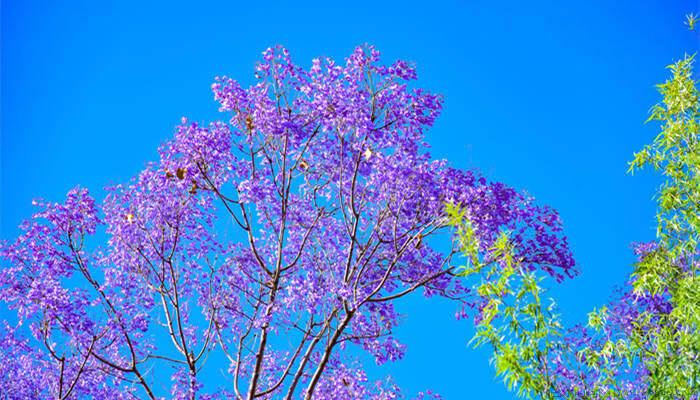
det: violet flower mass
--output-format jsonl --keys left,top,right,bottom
{"left": 0, "top": 45, "right": 575, "bottom": 399}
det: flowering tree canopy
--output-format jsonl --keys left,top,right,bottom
{"left": 0, "top": 45, "right": 575, "bottom": 399}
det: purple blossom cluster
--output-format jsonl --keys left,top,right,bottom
{"left": 0, "top": 45, "right": 575, "bottom": 399}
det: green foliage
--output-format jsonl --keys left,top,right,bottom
{"left": 627, "top": 54, "right": 700, "bottom": 398}
{"left": 446, "top": 203, "right": 561, "bottom": 399}
{"left": 685, "top": 13, "right": 698, "bottom": 31}
{"left": 450, "top": 44, "right": 700, "bottom": 400}
{"left": 587, "top": 306, "right": 608, "bottom": 331}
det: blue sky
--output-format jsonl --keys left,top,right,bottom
{"left": 1, "top": 0, "right": 698, "bottom": 398}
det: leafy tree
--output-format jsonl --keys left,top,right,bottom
{"left": 449, "top": 25, "right": 700, "bottom": 400}
{"left": 0, "top": 46, "right": 575, "bottom": 399}
{"left": 446, "top": 199, "right": 565, "bottom": 400}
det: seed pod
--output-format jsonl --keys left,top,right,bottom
{"left": 415, "top": 234, "right": 423, "bottom": 249}
{"left": 176, "top": 168, "right": 186, "bottom": 180}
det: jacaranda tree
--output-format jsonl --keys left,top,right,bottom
{"left": 448, "top": 27, "right": 700, "bottom": 400}
{"left": 0, "top": 46, "right": 575, "bottom": 399}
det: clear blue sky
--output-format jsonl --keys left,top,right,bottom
{"left": 1, "top": 1, "right": 697, "bottom": 398}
